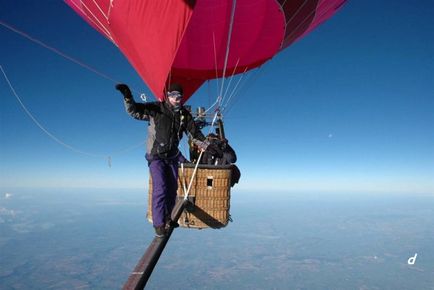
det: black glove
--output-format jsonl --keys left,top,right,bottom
{"left": 206, "top": 143, "right": 223, "bottom": 158}
{"left": 115, "top": 83, "right": 133, "bottom": 100}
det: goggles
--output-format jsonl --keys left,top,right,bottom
{"left": 167, "top": 91, "right": 182, "bottom": 99}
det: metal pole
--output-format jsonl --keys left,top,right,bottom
{"left": 122, "top": 198, "right": 188, "bottom": 290}
{"left": 216, "top": 118, "right": 226, "bottom": 140}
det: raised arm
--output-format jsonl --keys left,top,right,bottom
{"left": 116, "top": 84, "right": 159, "bottom": 121}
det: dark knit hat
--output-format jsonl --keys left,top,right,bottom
{"left": 167, "top": 83, "right": 183, "bottom": 95}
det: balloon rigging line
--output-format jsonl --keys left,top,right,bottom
{"left": 1, "top": 2, "right": 343, "bottom": 170}
{"left": 199, "top": 98, "right": 220, "bottom": 117}
{"left": 284, "top": 1, "right": 324, "bottom": 44}
{"left": 224, "top": 66, "right": 264, "bottom": 117}
{"left": 221, "top": 58, "right": 243, "bottom": 105}
{"left": 0, "top": 19, "right": 145, "bottom": 96}
{"left": 1, "top": 65, "right": 100, "bottom": 158}
{"left": 182, "top": 150, "right": 203, "bottom": 201}
{"left": 202, "top": 0, "right": 238, "bottom": 123}
{"left": 222, "top": 68, "right": 253, "bottom": 114}
{"left": 0, "top": 7, "right": 229, "bottom": 161}
{"left": 202, "top": 0, "right": 341, "bottom": 117}
{"left": 108, "top": 140, "right": 146, "bottom": 156}
{"left": 219, "top": 0, "right": 237, "bottom": 102}
{"left": 200, "top": 0, "right": 331, "bottom": 119}
{"left": 285, "top": 0, "right": 309, "bottom": 28}
{"left": 90, "top": 0, "right": 110, "bottom": 21}
{"left": 227, "top": 66, "right": 264, "bottom": 115}
{"left": 221, "top": 66, "right": 249, "bottom": 112}
{"left": 221, "top": 58, "right": 241, "bottom": 106}
{"left": 66, "top": 0, "right": 113, "bottom": 41}
{"left": 107, "top": 0, "right": 114, "bottom": 19}
{"left": 223, "top": 1, "right": 343, "bottom": 114}
{"left": 181, "top": 107, "right": 222, "bottom": 202}
{"left": 283, "top": 0, "right": 342, "bottom": 45}
{"left": 222, "top": 72, "right": 250, "bottom": 115}
{"left": 223, "top": 1, "right": 343, "bottom": 115}
{"left": 178, "top": 89, "right": 226, "bottom": 200}
{"left": 0, "top": 20, "right": 118, "bottom": 83}
{"left": 197, "top": 63, "right": 242, "bottom": 118}
{"left": 0, "top": 65, "right": 145, "bottom": 165}
{"left": 212, "top": 32, "right": 221, "bottom": 98}
{"left": 182, "top": 104, "right": 236, "bottom": 201}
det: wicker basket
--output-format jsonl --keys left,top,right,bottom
{"left": 147, "top": 164, "right": 232, "bottom": 229}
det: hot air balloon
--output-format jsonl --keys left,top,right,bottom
{"left": 65, "top": 0, "right": 346, "bottom": 102}
{"left": 65, "top": 2, "right": 346, "bottom": 288}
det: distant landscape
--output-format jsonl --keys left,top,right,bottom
{"left": 1, "top": 188, "right": 433, "bottom": 289}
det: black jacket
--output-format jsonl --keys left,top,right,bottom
{"left": 124, "top": 99, "right": 205, "bottom": 159}
{"left": 201, "top": 139, "right": 237, "bottom": 165}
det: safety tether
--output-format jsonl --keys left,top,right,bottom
{"left": 0, "top": 65, "right": 144, "bottom": 166}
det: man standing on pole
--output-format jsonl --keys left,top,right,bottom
{"left": 116, "top": 83, "right": 216, "bottom": 237}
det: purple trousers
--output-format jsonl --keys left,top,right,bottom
{"left": 148, "top": 157, "right": 179, "bottom": 227}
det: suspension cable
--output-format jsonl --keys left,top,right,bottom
{"left": 182, "top": 0, "right": 341, "bottom": 198}
{"left": 222, "top": 1, "right": 339, "bottom": 115}
{"left": 285, "top": 0, "right": 309, "bottom": 28}
{"left": 66, "top": 0, "right": 113, "bottom": 41}
{"left": 221, "top": 66, "right": 248, "bottom": 112}
{"left": 181, "top": 0, "right": 239, "bottom": 201}
{"left": 212, "top": 33, "right": 220, "bottom": 98}
{"left": 181, "top": 108, "right": 220, "bottom": 201}
{"left": 0, "top": 20, "right": 145, "bottom": 96}
{"left": 0, "top": 20, "right": 118, "bottom": 84}
{"left": 1, "top": 65, "right": 144, "bottom": 163}
{"left": 220, "top": 58, "right": 240, "bottom": 105}
{"left": 224, "top": 66, "right": 264, "bottom": 117}
{"left": 283, "top": 0, "right": 341, "bottom": 46}
{"left": 218, "top": 0, "right": 237, "bottom": 101}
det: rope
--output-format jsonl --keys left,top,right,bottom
{"left": 212, "top": 32, "right": 220, "bottom": 98}
{"left": 181, "top": 1, "right": 239, "bottom": 198}
{"left": 0, "top": 20, "right": 145, "bottom": 96}
{"left": 195, "top": 97, "right": 219, "bottom": 120}
{"left": 180, "top": 99, "right": 222, "bottom": 201}
{"left": 91, "top": 0, "right": 110, "bottom": 21}
{"left": 221, "top": 66, "right": 248, "bottom": 112}
{"left": 1, "top": 65, "right": 145, "bottom": 163}
{"left": 285, "top": 0, "right": 309, "bottom": 27}
{"left": 1, "top": 65, "right": 101, "bottom": 157}
{"left": 107, "top": 0, "right": 114, "bottom": 19}
{"left": 0, "top": 20, "right": 119, "bottom": 84}
{"left": 67, "top": 0, "right": 113, "bottom": 41}
{"left": 220, "top": 58, "right": 240, "bottom": 105}
{"left": 222, "top": 1, "right": 339, "bottom": 115}
{"left": 180, "top": 163, "right": 188, "bottom": 197}
{"left": 218, "top": 0, "right": 237, "bottom": 101}
{"left": 183, "top": 150, "right": 204, "bottom": 201}
{"left": 224, "top": 66, "right": 264, "bottom": 117}
{"left": 283, "top": 0, "right": 341, "bottom": 46}
{"left": 180, "top": 0, "right": 342, "bottom": 201}
{"left": 180, "top": 105, "right": 220, "bottom": 201}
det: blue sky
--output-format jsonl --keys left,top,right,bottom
{"left": 1, "top": 1, "right": 433, "bottom": 193}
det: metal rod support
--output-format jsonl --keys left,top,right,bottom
{"left": 122, "top": 199, "right": 189, "bottom": 290}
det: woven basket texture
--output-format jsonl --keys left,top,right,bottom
{"left": 147, "top": 165, "right": 232, "bottom": 229}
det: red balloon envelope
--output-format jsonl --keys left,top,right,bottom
{"left": 65, "top": 0, "right": 346, "bottom": 102}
